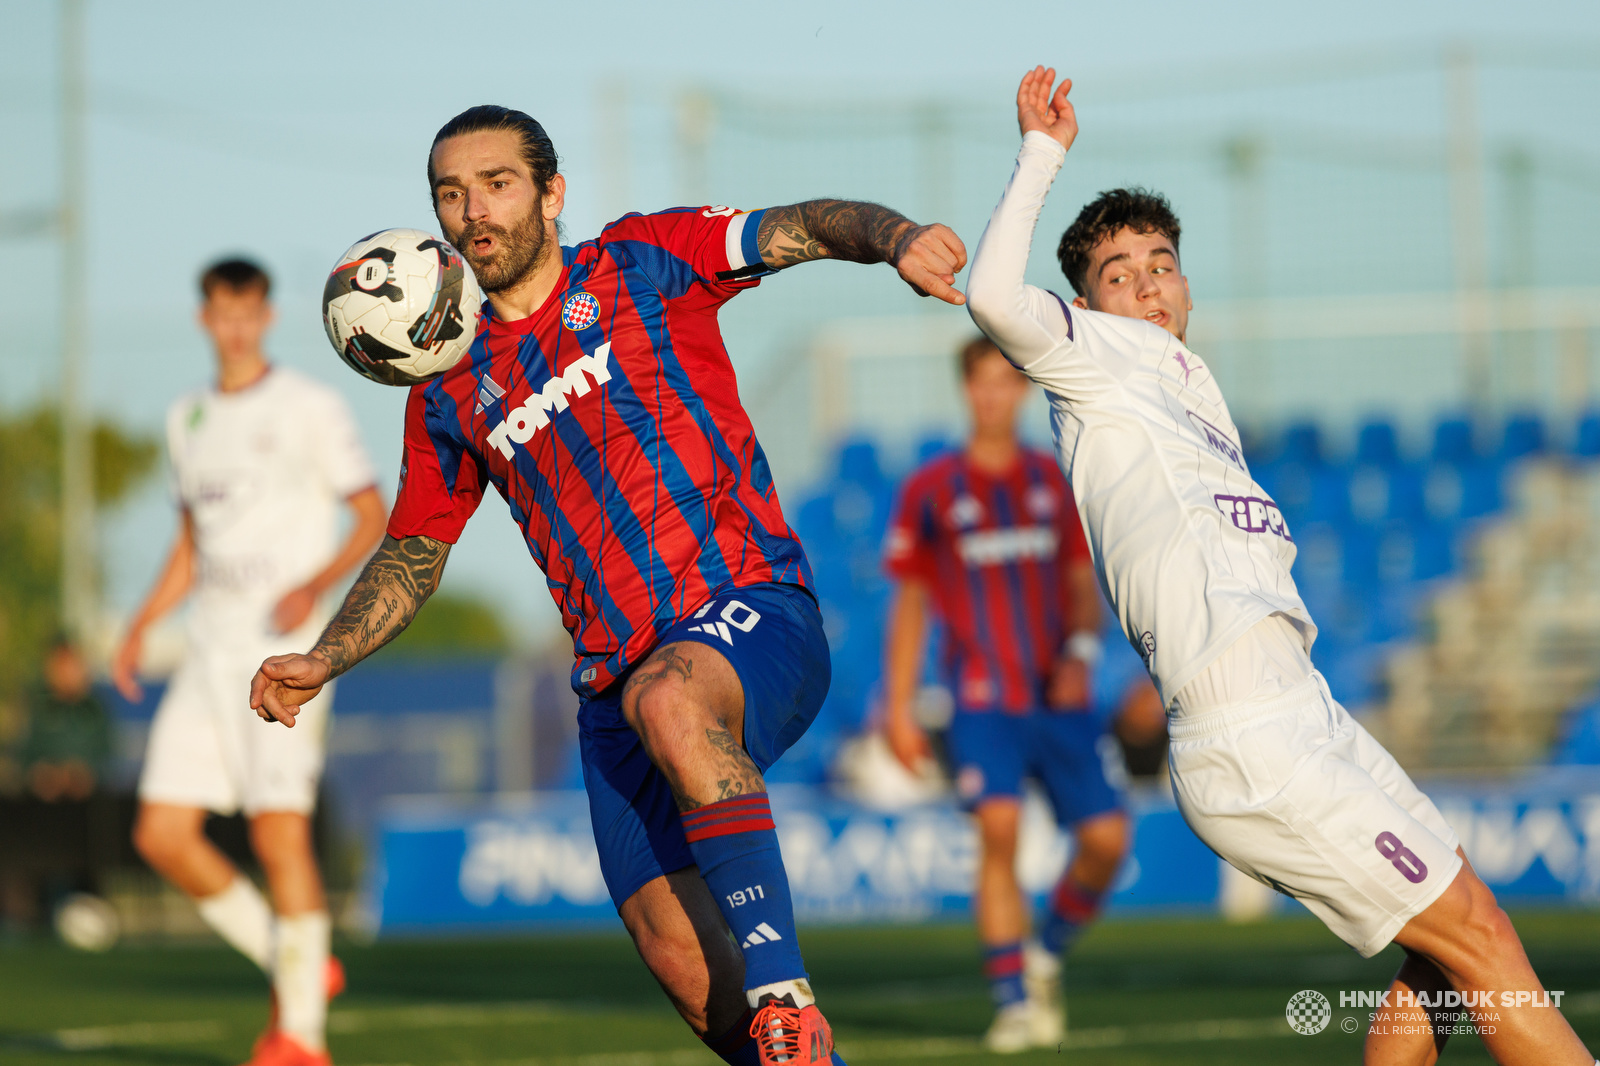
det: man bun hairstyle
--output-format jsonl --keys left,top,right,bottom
{"left": 428, "top": 105, "right": 560, "bottom": 196}
{"left": 958, "top": 334, "right": 1004, "bottom": 378}
{"left": 199, "top": 257, "right": 270, "bottom": 300}
{"left": 1056, "top": 187, "right": 1182, "bottom": 296}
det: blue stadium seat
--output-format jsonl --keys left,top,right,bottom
{"left": 915, "top": 434, "right": 952, "bottom": 466}
{"left": 1356, "top": 419, "right": 1401, "bottom": 469}
{"left": 1500, "top": 413, "right": 1547, "bottom": 462}
{"left": 1432, "top": 417, "right": 1477, "bottom": 464}
{"left": 1574, "top": 410, "right": 1600, "bottom": 460}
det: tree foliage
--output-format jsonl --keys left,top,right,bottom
{"left": 0, "top": 408, "right": 159, "bottom": 703}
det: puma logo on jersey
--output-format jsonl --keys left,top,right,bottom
{"left": 485, "top": 344, "right": 613, "bottom": 458}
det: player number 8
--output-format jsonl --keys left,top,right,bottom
{"left": 1374, "top": 831, "right": 1428, "bottom": 884}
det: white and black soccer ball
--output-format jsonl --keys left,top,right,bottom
{"left": 322, "top": 228, "right": 483, "bottom": 386}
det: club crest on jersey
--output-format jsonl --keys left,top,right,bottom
{"left": 561, "top": 290, "right": 600, "bottom": 331}
{"left": 1025, "top": 484, "right": 1057, "bottom": 519}
{"left": 948, "top": 494, "right": 984, "bottom": 530}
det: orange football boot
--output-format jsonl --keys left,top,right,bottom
{"left": 251, "top": 957, "right": 346, "bottom": 1058}
{"left": 750, "top": 996, "right": 835, "bottom": 1065}
{"left": 240, "top": 1031, "right": 330, "bottom": 1066}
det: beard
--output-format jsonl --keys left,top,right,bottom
{"left": 452, "top": 201, "right": 550, "bottom": 293}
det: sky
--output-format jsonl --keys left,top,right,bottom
{"left": 2, "top": 0, "right": 1597, "bottom": 646}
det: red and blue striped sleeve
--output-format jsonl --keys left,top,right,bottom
{"left": 597, "top": 206, "right": 773, "bottom": 304}
{"left": 386, "top": 383, "right": 486, "bottom": 544}
{"left": 883, "top": 469, "right": 937, "bottom": 582}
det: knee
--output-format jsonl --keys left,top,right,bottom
{"left": 133, "top": 809, "right": 191, "bottom": 869}
{"left": 248, "top": 814, "right": 314, "bottom": 870}
{"left": 976, "top": 803, "right": 1021, "bottom": 866}
{"left": 1076, "top": 812, "right": 1131, "bottom": 865}
{"left": 1424, "top": 871, "right": 1518, "bottom": 979}
{"left": 627, "top": 678, "right": 700, "bottom": 766}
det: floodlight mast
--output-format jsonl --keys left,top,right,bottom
{"left": 59, "top": 0, "right": 96, "bottom": 645}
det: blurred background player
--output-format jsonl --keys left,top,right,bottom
{"left": 249, "top": 107, "right": 967, "bottom": 1066}
{"left": 967, "top": 66, "right": 1595, "bottom": 1065}
{"left": 112, "top": 258, "right": 386, "bottom": 1066}
{"left": 880, "top": 335, "right": 1128, "bottom": 1052}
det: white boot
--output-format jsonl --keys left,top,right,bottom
{"left": 984, "top": 1001, "right": 1037, "bottom": 1054}
{"left": 1023, "top": 941, "right": 1066, "bottom": 1047}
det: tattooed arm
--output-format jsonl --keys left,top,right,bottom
{"left": 756, "top": 199, "right": 969, "bottom": 305}
{"left": 249, "top": 534, "right": 450, "bottom": 726}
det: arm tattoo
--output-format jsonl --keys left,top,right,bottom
{"left": 309, "top": 534, "right": 449, "bottom": 678}
{"left": 756, "top": 199, "right": 918, "bottom": 270}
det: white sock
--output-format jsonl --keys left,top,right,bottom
{"left": 747, "top": 978, "right": 816, "bottom": 1010}
{"left": 194, "top": 877, "right": 276, "bottom": 973}
{"left": 274, "top": 911, "right": 330, "bottom": 1052}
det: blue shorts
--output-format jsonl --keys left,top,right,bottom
{"left": 948, "top": 708, "right": 1122, "bottom": 827}
{"left": 578, "top": 583, "right": 831, "bottom": 909}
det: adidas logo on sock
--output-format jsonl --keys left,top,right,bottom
{"left": 742, "top": 922, "right": 784, "bottom": 948}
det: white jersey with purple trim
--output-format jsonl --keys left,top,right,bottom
{"left": 966, "top": 131, "right": 1315, "bottom": 706}
{"left": 165, "top": 366, "right": 376, "bottom": 645}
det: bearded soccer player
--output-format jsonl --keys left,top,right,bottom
{"left": 113, "top": 259, "right": 385, "bottom": 1066}
{"left": 881, "top": 335, "right": 1126, "bottom": 1052}
{"left": 251, "top": 106, "right": 966, "bottom": 1066}
{"left": 967, "top": 67, "right": 1594, "bottom": 1065}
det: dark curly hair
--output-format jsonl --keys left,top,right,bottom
{"left": 1056, "top": 188, "right": 1181, "bottom": 297}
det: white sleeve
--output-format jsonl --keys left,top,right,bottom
{"left": 967, "top": 132, "right": 1153, "bottom": 400}
{"left": 966, "top": 131, "right": 1073, "bottom": 370}
{"left": 309, "top": 386, "right": 378, "bottom": 498}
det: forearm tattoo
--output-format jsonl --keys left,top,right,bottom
{"left": 310, "top": 534, "right": 449, "bottom": 677}
{"left": 757, "top": 199, "right": 917, "bottom": 269}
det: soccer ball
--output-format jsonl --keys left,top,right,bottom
{"left": 322, "top": 228, "right": 483, "bottom": 386}
{"left": 54, "top": 892, "right": 120, "bottom": 952}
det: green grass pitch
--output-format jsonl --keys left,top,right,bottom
{"left": 4, "top": 910, "right": 1600, "bottom": 1065}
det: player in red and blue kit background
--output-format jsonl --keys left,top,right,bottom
{"left": 881, "top": 336, "right": 1130, "bottom": 1053}
{"left": 251, "top": 105, "right": 968, "bottom": 1066}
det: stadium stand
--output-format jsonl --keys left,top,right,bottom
{"left": 788, "top": 412, "right": 1600, "bottom": 779}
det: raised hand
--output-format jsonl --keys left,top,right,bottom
{"left": 250, "top": 653, "right": 332, "bottom": 727}
{"left": 1017, "top": 65, "right": 1077, "bottom": 151}
{"left": 892, "top": 222, "right": 968, "bottom": 306}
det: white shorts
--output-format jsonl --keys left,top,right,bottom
{"left": 138, "top": 644, "right": 332, "bottom": 817}
{"left": 1168, "top": 673, "right": 1461, "bottom": 958}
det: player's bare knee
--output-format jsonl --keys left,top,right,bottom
{"left": 133, "top": 808, "right": 194, "bottom": 868}
{"left": 1078, "top": 811, "right": 1131, "bottom": 864}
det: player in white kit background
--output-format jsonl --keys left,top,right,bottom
{"left": 965, "top": 67, "right": 1593, "bottom": 1065}
{"left": 112, "top": 259, "right": 386, "bottom": 1066}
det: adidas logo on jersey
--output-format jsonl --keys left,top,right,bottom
{"left": 475, "top": 373, "right": 507, "bottom": 415}
{"left": 485, "top": 344, "right": 613, "bottom": 458}
{"left": 742, "top": 922, "right": 784, "bottom": 947}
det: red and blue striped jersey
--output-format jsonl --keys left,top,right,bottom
{"left": 387, "top": 206, "right": 812, "bottom": 698}
{"left": 883, "top": 449, "right": 1090, "bottom": 713}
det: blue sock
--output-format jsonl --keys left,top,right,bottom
{"left": 683, "top": 793, "right": 808, "bottom": 995}
{"left": 702, "top": 1008, "right": 760, "bottom": 1066}
{"left": 1038, "top": 872, "right": 1104, "bottom": 957}
{"left": 983, "top": 942, "right": 1026, "bottom": 1006}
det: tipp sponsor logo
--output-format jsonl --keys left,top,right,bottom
{"left": 486, "top": 343, "right": 613, "bottom": 458}
{"left": 956, "top": 525, "right": 1058, "bottom": 566}
{"left": 1214, "top": 494, "right": 1292, "bottom": 541}
{"left": 1187, "top": 411, "right": 1246, "bottom": 470}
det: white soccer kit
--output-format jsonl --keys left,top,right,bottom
{"left": 967, "top": 131, "right": 1461, "bottom": 956}
{"left": 139, "top": 367, "right": 376, "bottom": 816}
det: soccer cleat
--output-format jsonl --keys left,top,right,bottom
{"left": 983, "top": 1001, "right": 1037, "bottom": 1054}
{"left": 1023, "top": 941, "right": 1066, "bottom": 1046}
{"left": 252, "top": 957, "right": 346, "bottom": 1058}
{"left": 240, "top": 1030, "right": 330, "bottom": 1066}
{"left": 750, "top": 995, "right": 834, "bottom": 1065}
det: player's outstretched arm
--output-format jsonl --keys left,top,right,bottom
{"left": 966, "top": 67, "right": 1078, "bottom": 367}
{"left": 250, "top": 533, "right": 449, "bottom": 726}
{"left": 756, "top": 200, "right": 968, "bottom": 305}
